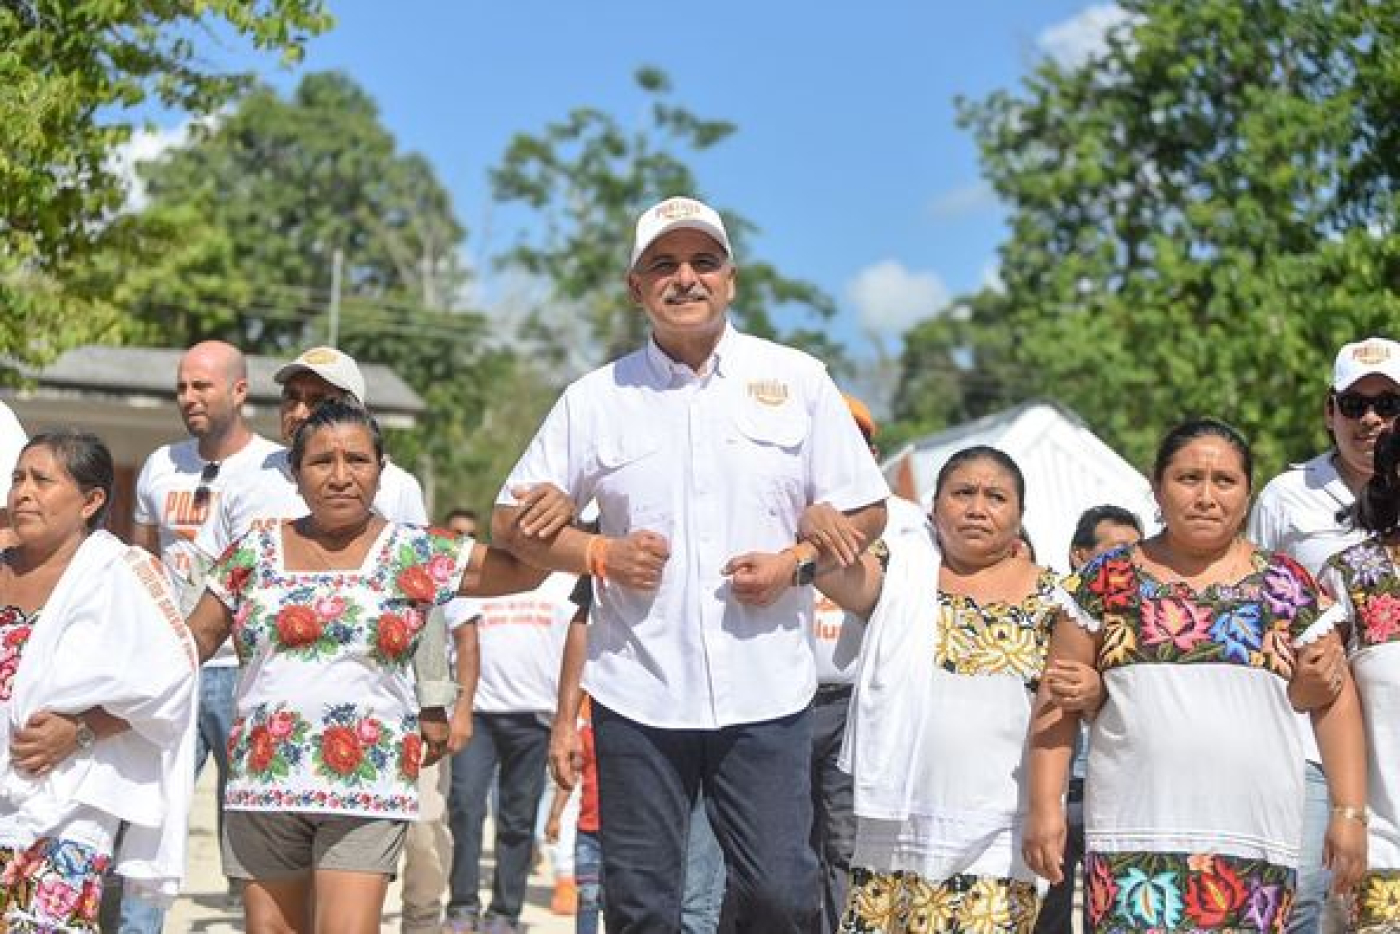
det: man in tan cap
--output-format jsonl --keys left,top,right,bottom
{"left": 491, "top": 196, "right": 889, "bottom": 933}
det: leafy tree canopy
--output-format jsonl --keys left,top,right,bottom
{"left": 0, "top": 0, "right": 332, "bottom": 375}
{"left": 895, "top": 0, "right": 1400, "bottom": 478}
{"left": 490, "top": 66, "right": 841, "bottom": 372}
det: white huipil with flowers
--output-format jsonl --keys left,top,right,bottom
{"left": 208, "top": 520, "right": 467, "bottom": 819}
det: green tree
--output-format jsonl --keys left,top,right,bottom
{"left": 100, "top": 70, "right": 544, "bottom": 511}
{"left": 0, "top": 0, "right": 331, "bottom": 376}
{"left": 913, "top": 0, "right": 1400, "bottom": 477}
{"left": 490, "top": 66, "right": 839, "bottom": 372}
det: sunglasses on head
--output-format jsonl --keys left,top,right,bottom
{"left": 193, "top": 461, "right": 222, "bottom": 507}
{"left": 1334, "top": 391, "right": 1400, "bottom": 420}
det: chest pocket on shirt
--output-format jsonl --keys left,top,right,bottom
{"left": 729, "top": 399, "right": 810, "bottom": 515}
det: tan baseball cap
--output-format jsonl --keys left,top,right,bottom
{"left": 274, "top": 346, "right": 367, "bottom": 406}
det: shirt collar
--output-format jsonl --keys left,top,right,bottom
{"left": 644, "top": 320, "right": 738, "bottom": 384}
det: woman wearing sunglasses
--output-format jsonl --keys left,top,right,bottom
{"left": 1248, "top": 336, "right": 1400, "bottom": 934}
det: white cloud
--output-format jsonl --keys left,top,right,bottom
{"left": 846, "top": 260, "right": 951, "bottom": 337}
{"left": 109, "top": 117, "right": 215, "bottom": 211}
{"left": 1037, "top": 4, "right": 1136, "bottom": 69}
{"left": 928, "top": 181, "right": 996, "bottom": 220}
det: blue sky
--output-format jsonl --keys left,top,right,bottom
{"left": 125, "top": 1, "right": 1126, "bottom": 363}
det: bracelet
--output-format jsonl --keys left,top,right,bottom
{"left": 1331, "top": 805, "right": 1369, "bottom": 825}
{"left": 585, "top": 535, "right": 609, "bottom": 580}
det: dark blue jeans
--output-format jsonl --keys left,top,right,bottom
{"left": 594, "top": 703, "right": 818, "bottom": 934}
{"left": 809, "top": 686, "right": 856, "bottom": 934}
{"left": 576, "top": 830, "right": 603, "bottom": 934}
{"left": 445, "top": 712, "right": 550, "bottom": 924}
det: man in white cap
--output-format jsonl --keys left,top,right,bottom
{"left": 492, "top": 196, "right": 889, "bottom": 933}
{"left": 1249, "top": 335, "right": 1400, "bottom": 934}
{"left": 196, "top": 345, "right": 428, "bottom": 559}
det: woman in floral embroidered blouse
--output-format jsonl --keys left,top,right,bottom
{"left": 1317, "top": 427, "right": 1400, "bottom": 932}
{"left": 1025, "top": 417, "right": 1367, "bottom": 933}
{"left": 185, "top": 401, "right": 569, "bottom": 934}
{"left": 814, "top": 445, "right": 1101, "bottom": 934}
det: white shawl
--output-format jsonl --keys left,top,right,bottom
{"left": 2, "top": 531, "right": 198, "bottom": 900}
{"left": 839, "top": 528, "right": 941, "bottom": 820}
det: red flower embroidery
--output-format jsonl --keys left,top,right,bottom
{"left": 226, "top": 565, "right": 251, "bottom": 594}
{"left": 275, "top": 605, "right": 323, "bottom": 648}
{"left": 321, "top": 725, "right": 365, "bottom": 775}
{"left": 377, "top": 614, "right": 411, "bottom": 658}
{"left": 1141, "top": 595, "right": 1213, "bottom": 651}
{"left": 397, "top": 565, "right": 436, "bottom": 602}
{"left": 1185, "top": 860, "right": 1248, "bottom": 927}
{"left": 401, "top": 734, "right": 423, "bottom": 781}
{"left": 1087, "top": 557, "right": 1136, "bottom": 609}
{"left": 1086, "top": 854, "right": 1118, "bottom": 926}
{"left": 248, "top": 725, "right": 275, "bottom": 774}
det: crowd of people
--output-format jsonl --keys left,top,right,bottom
{"left": 0, "top": 194, "right": 1397, "bottom": 934}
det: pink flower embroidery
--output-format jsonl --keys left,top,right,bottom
{"left": 428, "top": 553, "right": 456, "bottom": 585}
{"left": 34, "top": 875, "right": 84, "bottom": 921}
{"left": 1360, "top": 593, "right": 1400, "bottom": 645}
{"left": 356, "top": 718, "right": 382, "bottom": 745}
{"left": 267, "top": 710, "right": 296, "bottom": 740}
{"left": 1141, "top": 596, "right": 1213, "bottom": 651}
{"left": 313, "top": 596, "right": 346, "bottom": 620}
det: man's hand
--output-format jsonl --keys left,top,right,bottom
{"left": 799, "top": 502, "right": 866, "bottom": 568}
{"left": 723, "top": 551, "right": 797, "bottom": 606}
{"left": 1290, "top": 634, "right": 1346, "bottom": 711}
{"left": 509, "top": 484, "right": 576, "bottom": 540}
{"left": 606, "top": 531, "right": 670, "bottom": 590}
{"left": 447, "top": 697, "right": 474, "bottom": 755}
{"left": 11, "top": 711, "right": 84, "bottom": 776}
{"left": 1042, "top": 659, "right": 1105, "bottom": 714}
{"left": 550, "top": 716, "right": 584, "bottom": 790}
{"left": 419, "top": 708, "right": 450, "bottom": 766}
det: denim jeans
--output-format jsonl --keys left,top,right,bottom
{"left": 594, "top": 703, "right": 818, "bottom": 934}
{"left": 1288, "top": 761, "right": 1332, "bottom": 934}
{"left": 683, "top": 795, "right": 724, "bottom": 934}
{"left": 808, "top": 687, "right": 855, "bottom": 934}
{"left": 576, "top": 830, "right": 604, "bottom": 934}
{"left": 115, "top": 664, "right": 239, "bottom": 933}
{"left": 445, "top": 712, "right": 550, "bottom": 925}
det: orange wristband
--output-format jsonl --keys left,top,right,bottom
{"left": 586, "top": 535, "right": 609, "bottom": 580}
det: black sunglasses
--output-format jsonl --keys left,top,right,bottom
{"left": 192, "top": 461, "right": 222, "bottom": 507}
{"left": 1334, "top": 391, "right": 1400, "bottom": 420}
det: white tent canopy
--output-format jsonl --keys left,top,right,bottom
{"left": 881, "top": 400, "right": 1157, "bottom": 573}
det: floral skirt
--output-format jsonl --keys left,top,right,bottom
{"left": 1084, "top": 850, "right": 1294, "bottom": 933}
{"left": 0, "top": 837, "right": 109, "bottom": 932}
{"left": 838, "top": 866, "right": 1040, "bottom": 934}
{"left": 1354, "top": 870, "right": 1400, "bottom": 932}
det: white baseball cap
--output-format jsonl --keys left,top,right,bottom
{"left": 630, "top": 196, "right": 732, "bottom": 268}
{"left": 1333, "top": 337, "right": 1400, "bottom": 391}
{"left": 274, "top": 346, "right": 367, "bottom": 406}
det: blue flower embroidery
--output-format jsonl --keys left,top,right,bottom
{"left": 1115, "top": 868, "right": 1184, "bottom": 929}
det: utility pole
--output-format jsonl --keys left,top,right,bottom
{"left": 328, "top": 248, "right": 343, "bottom": 346}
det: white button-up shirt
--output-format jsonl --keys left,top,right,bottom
{"left": 499, "top": 324, "right": 889, "bottom": 729}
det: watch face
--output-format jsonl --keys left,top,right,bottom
{"left": 795, "top": 559, "right": 817, "bottom": 587}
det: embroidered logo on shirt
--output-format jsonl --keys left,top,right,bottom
{"left": 747, "top": 380, "right": 789, "bottom": 406}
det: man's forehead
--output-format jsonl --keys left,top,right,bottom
{"left": 639, "top": 228, "right": 729, "bottom": 261}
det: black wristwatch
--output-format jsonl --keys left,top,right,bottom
{"left": 791, "top": 549, "right": 818, "bottom": 587}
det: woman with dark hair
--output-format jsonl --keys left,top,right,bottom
{"left": 184, "top": 401, "right": 570, "bottom": 933}
{"left": 1025, "top": 417, "right": 1367, "bottom": 933}
{"left": 0, "top": 431, "right": 197, "bottom": 930}
{"left": 1316, "top": 427, "right": 1400, "bottom": 932}
{"left": 814, "top": 445, "right": 1100, "bottom": 933}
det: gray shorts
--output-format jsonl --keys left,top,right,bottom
{"left": 222, "top": 810, "right": 407, "bottom": 879}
